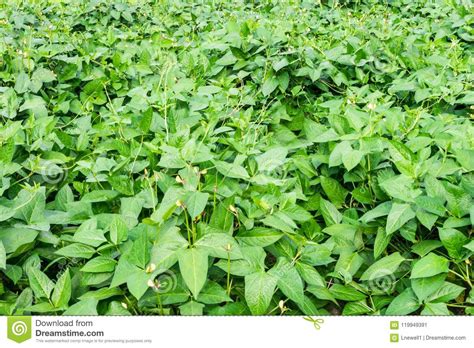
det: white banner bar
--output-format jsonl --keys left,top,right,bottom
{"left": 0, "top": 316, "right": 472, "bottom": 348}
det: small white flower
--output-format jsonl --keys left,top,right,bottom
{"left": 367, "top": 102, "right": 376, "bottom": 110}
{"left": 146, "top": 263, "right": 156, "bottom": 273}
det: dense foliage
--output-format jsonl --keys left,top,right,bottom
{"left": 0, "top": 0, "right": 473, "bottom": 316}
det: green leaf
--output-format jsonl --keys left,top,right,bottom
{"left": 244, "top": 271, "right": 277, "bottom": 315}
{"left": 81, "top": 256, "right": 116, "bottom": 273}
{"left": 184, "top": 191, "right": 209, "bottom": 220}
{"left": 0, "top": 241, "right": 6, "bottom": 270}
{"left": 0, "top": 204, "right": 15, "bottom": 222}
{"left": 411, "top": 273, "right": 446, "bottom": 303}
{"left": 15, "top": 71, "right": 30, "bottom": 93}
{"left": 319, "top": 198, "right": 342, "bottom": 226}
{"left": 262, "top": 76, "right": 279, "bottom": 96}
{"left": 411, "top": 240, "right": 443, "bottom": 257}
{"left": 426, "top": 282, "right": 465, "bottom": 303}
{"left": 197, "top": 281, "right": 232, "bottom": 304}
{"left": 269, "top": 258, "right": 305, "bottom": 305}
{"left": 127, "top": 271, "right": 150, "bottom": 300}
{"left": 256, "top": 147, "right": 288, "bottom": 172}
{"left": 329, "top": 284, "right": 366, "bottom": 301}
{"left": 385, "top": 288, "right": 420, "bottom": 315}
{"left": 178, "top": 248, "right": 208, "bottom": 298}
{"left": 0, "top": 227, "right": 38, "bottom": 254}
{"left": 320, "top": 176, "right": 348, "bottom": 207}
{"left": 195, "top": 233, "right": 242, "bottom": 260}
{"left": 360, "top": 252, "right": 405, "bottom": 281}
{"left": 411, "top": 253, "right": 449, "bottom": 279}
{"left": 109, "top": 215, "right": 128, "bottom": 245}
{"left": 439, "top": 228, "right": 469, "bottom": 259}
{"left": 421, "top": 302, "right": 449, "bottom": 315}
{"left": 73, "top": 218, "right": 107, "bottom": 247}
{"left": 52, "top": 270, "right": 71, "bottom": 308}
{"left": 63, "top": 299, "right": 98, "bottom": 315}
{"left": 373, "top": 228, "right": 392, "bottom": 259}
{"left": 342, "top": 150, "right": 363, "bottom": 171}
{"left": 28, "top": 267, "right": 55, "bottom": 300}
{"left": 179, "top": 301, "right": 205, "bottom": 315}
{"left": 386, "top": 203, "right": 415, "bottom": 235}
{"left": 214, "top": 160, "right": 250, "bottom": 179}
{"left": 55, "top": 243, "right": 96, "bottom": 259}
{"left": 360, "top": 202, "right": 392, "bottom": 224}
{"left": 237, "top": 228, "right": 283, "bottom": 247}
{"left": 262, "top": 213, "right": 296, "bottom": 233}
{"left": 335, "top": 251, "right": 364, "bottom": 281}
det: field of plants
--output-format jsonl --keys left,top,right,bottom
{"left": 0, "top": 0, "right": 473, "bottom": 316}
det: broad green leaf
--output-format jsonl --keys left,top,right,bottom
{"left": 179, "top": 301, "right": 205, "bottom": 315}
{"left": 319, "top": 198, "right": 342, "bottom": 226}
{"left": 295, "top": 262, "right": 326, "bottom": 287}
{"left": 256, "top": 147, "right": 288, "bottom": 172}
{"left": 63, "top": 299, "right": 98, "bottom": 315}
{"left": 320, "top": 176, "right": 348, "bottom": 207}
{"left": 178, "top": 248, "right": 208, "bottom": 298}
{"left": 335, "top": 251, "right": 364, "bottom": 281}
{"left": 184, "top": 191, "right": 209, "bottom": 219}
{"left": 244, "top": 271, "right": 277, "bottom": 315}
{"left": 411, "top": 273, "right": 446, "bottom": 303}
{"left": 385, "top": 288, "right": 420, "bottom": 315}
{"left": 421, "top": 302, "right": 449, "bottom": 315}
{"left": 195, "top": 233, "right": 242, "bottom": 260}
{"left": 127, "top": 271, "right": 150, "bottom": 300}
{"left": 81, "top": 256, "right": 116, "bottom": 273}
{"left": 439, "top": 228, "right": 469, "bottom": 259}
{"left": 426, "top": 282, "right": 465, "bottom": 303}
{"left": 197, "top": 281, "right": 232, "bottom": 304}
{"left": 0, "top": 205, "right": 15, "bottom": 222}
{"left": 73, "top": 218, "right": 107, "bottom": 247}
{"left": 55, "top": 243, "right": 96, "bottom": 259}
{"left": 27, "top": 267, "right": 55, "bottom": 300}
{"left": 386, "top": 203, "right": 415, "bottom": 234}
{"left": 237, "top": 228, "right": 283, "bottom": 247}
{"left": 109, "top": 215, "right": 128, "bottom": 245}
{"left": 410, "top": 253, "right": 449, "bottom": 279}
{"left": 0, "top": 228, "right": 38, "bottom": 253}
{"left": 329, "top": 284, "right": 366, "bottom": 301}
{"left": 269, "top": 258, "right": 305, "bottom": 305}
{"left": 373, "top": 228, "right": 391, "bottom": 259}
{"left": 262, "top": 76, "right": 279, "bottom": 96}
{"left": 411, "top": 240, "right": 443, "bottom": 257}
{"left": 214, "top": 160, "right": 249, "bottom": 179}
{"left": 360, "top": 252, "right": 405, "bottom": 281}
{"left": 360, "top": 202, "right": 392, "bottom": 224}
{"left": 52, "top": 270, "right": 71, "bottom": 308}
